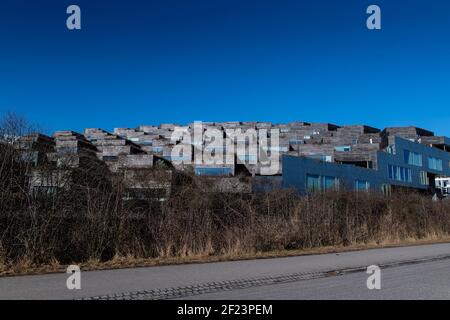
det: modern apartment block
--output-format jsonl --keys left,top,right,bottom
{"left": 283, "top": 136, "right": 450, "bottom": 195}
{"left": 12, "top": 121, "right": 450, "bottom": 198}
{"left": 113, "top": 122, "right": 450, "bottom": 197}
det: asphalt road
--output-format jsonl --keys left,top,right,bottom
{"left": 182, "top": 259, "right": 450, "bottom": 300}
{"left": 1, "top": 243, "right": 450, "bottom": 300}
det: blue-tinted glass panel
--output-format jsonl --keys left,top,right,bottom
{"left": 334, "top": 146, "right": 351, "bottom": 152}
{"left": 388, "top": 165, "right": 412, "bottom": 182}
{"left": 306, "top": 174, "right": 320, "bottom": 192}
{"left": 324, "top": 176, "right": 337, "bottom": 190}
{"left": 355, "top": 180, "right": 369, "bottom": 191}
{"left": 404, "top": 150, "right": 422, "bottom": 166}
{"left": 428, "top": 157, "right": 443, "bottom": 171}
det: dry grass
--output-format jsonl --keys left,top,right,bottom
{"left": 2, "top": 236, "right": 450, "bottom": 277}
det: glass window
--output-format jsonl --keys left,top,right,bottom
{"left": 306, "top": 174, "right": 321, "bottom": 192}
{"left": 306, "top": 175, "right": 338, "bottom": 192}
{"left": 324, "top": 176, "right": 338, "bottom": 190}
{"left": 404, "top": 150, "right": 422, "bottom": 166}
{"left": 428, "top": 157, "right": 443, "bottom": 171}
{"left": 103, "top": 156, "right": 118, "bottom": 161}
{"left": 420, "top": 171, "right": 429, "bottom": 185}
{"left": 306, "top": 154, "right": 331, "bottom": 162}
{"left": 334, "top": 146, "right": 351, "bottom": 152}
{"left": 388, "top": 165, "right": 412, "bottom": 182}
{"left": 355, "top": 180, "right": 369, "bottom": 192}
{"left": 386, "top": 145, "right": 396, "bottom": 154}
{"left": 388, "top": 165, "right": 394, "bottom": 180}
{"left": 381, "top": 184, "right": 391, "bottom": 196}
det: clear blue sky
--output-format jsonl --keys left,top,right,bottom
{"left": 0, "top": 0, "right": 449, "bottom": 136}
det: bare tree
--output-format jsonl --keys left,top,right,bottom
{"left": 0, "top": 111, "right": 35, "bottom": 143}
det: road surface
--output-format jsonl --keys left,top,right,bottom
{"left": 1, "top": 243, "right": 450, "bottom": 300}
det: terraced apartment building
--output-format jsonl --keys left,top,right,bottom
{"left": 15, "top": 121, "right": 450, "bottom": 198}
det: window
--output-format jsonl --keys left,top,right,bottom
{"left": 355, "top": 180, "right": 370, "bottom": 192}
{"left": 381, "top": 184, "right": 391, "bottom": 196}
{"left": 103, "top": 156, "right": 118, "bottom": 161}
{"left": 324, "top": 176, "right": 338, "bottom": 190}
{"left": 306, "top": 154, "right": 332, "bottom": 162}
{"left": 306, "top": 175, "right": 321, "bottom": 192}
{"left": 428, "top": 157, "right": 443, "bottom": 171}
{"left": 388, "top": 165, "right": 412, "bottom": 183}
{"left": 334, "top": 146, "right": 351, "bottom": 152}
{"left": 306, "top": 175, "right": 338, "bottom": 192}
{"left": 420, "top": 171, "right": 429, "bottom": 185}
{"left": 404, "top": 150, "right": 422, "bottom": 166}
{"left": 386, "top": 145, "right": 396, "bottom": 154}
